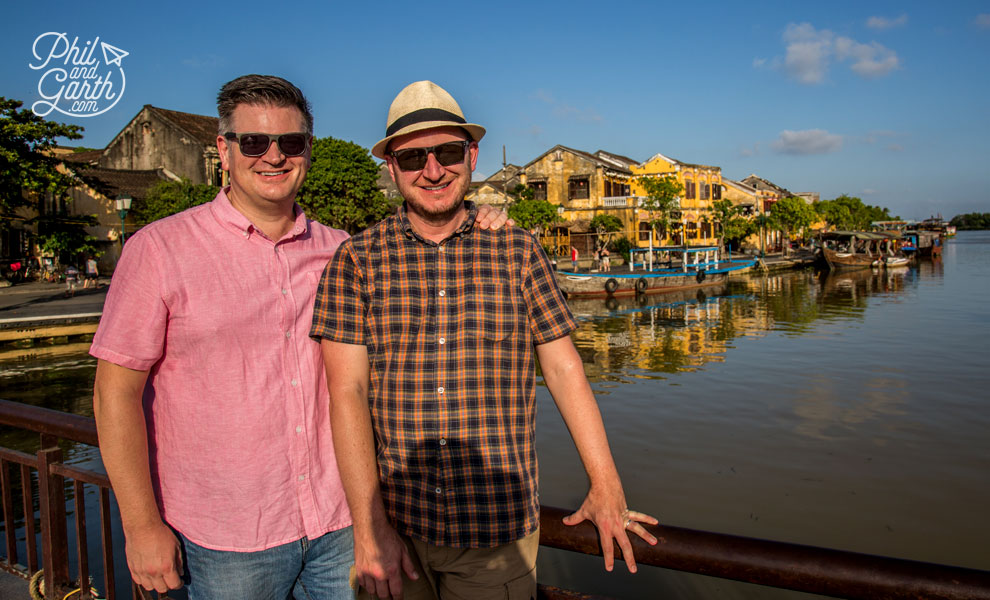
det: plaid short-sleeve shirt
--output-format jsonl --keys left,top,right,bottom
{"left": 311, "top": 202, "right": 577, "bottom": 548}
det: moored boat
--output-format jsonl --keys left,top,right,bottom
{"left": 555, "top": 246, "right": 756, "bottom": 298}
{"left": 818, "top": 231, "right": 909, "bottom": 271}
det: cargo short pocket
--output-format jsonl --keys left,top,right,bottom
{"left": 503, "top": 566, "right": 537, "bottom": 600}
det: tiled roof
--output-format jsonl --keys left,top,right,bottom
{"left": 147, "top": 105, "right": 219, "bottom": 146}
{"left": 59, "top": 148, "right": 104, "bottom": 165}
{"left": 72, "top": 166, "right": 170, "bottom": 201}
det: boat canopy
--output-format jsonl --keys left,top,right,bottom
{"left": 819, "top": 230, "right": 902, "bottom": 241}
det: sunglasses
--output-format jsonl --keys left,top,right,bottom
{"left": 389, "top": 141, "right": 470, "bottom": 171}
{"left": 224, "top": 132, "right": 310, "bottom": 157}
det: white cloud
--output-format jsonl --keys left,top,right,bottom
{"left": 773, "top": 129, "right": 843, "bottom": 155}
{"left": 531, "top": 89, "right": 602, "bottom": 122}
{"left": 771, "top": 22, "right": 900, "bottom": 84}
{"left": 783, "top": 23, "right": 834, "bottom": 84}
{"left": 976, "top": 14, "right": 990, "bottom": 29}
{"left": 835, "top": 38, "right": 900, "bottom": 78}
{"left": 867, "top": 14, "right": 908, "bottom": 30}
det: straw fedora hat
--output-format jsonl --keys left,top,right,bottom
{"left": 371, "top": 80, "right": 485, "bottom": 159}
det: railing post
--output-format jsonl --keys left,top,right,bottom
{"left": 37, "top": 435, "right": 69, "bottom": 598}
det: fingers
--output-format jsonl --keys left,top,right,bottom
{"left": 562, "top": 508, "right": 588, "bottom": 526}
{"left": 616, "top": 530, "right": 638, "bottom": 573}
{"left": 400, "top": 545, "right": 419, "bottom": 581}
{"left": 598, "top": 527, "right": 616, "bottom": 572}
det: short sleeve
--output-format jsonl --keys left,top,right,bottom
{"left": 309, "top": 240, "right": 367, "bottom": 345}
{"left": 89, "top": 231, "right": 168, "bottom": 370}
{"left": 524, "top": 234, "right": 578, "bottom": 344}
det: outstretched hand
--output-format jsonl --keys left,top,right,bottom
{"left": 563, "top": 489, "right": 659, "bottom": 573}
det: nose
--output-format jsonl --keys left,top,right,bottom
{"left": 421, "top": 150, "right": 444, "bottom": 180}
{"left": 261, "top": 138, "right": 285, "bottom": 163}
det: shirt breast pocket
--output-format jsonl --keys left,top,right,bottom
{"left": 464, "top": 279, "right": 519, "bottom": 342}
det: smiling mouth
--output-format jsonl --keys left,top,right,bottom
{"left": 259, "top": 170, "right": 289, "bottom": 177}
{"left": 423, "top": 182, "right": 450, "bottom": 191}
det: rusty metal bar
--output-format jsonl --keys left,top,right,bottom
{"left": 37, "top": 443, "right": 69, "bottom": 598}
{"left": 99, "top": 487, "right": 116, "bottom": 600}
{"left": 52, "top": 463, "right": 111, "bottom": 488}
{"left": 21, "top": 463, "right": 38, "bottom": 573}
{"left": 1, "top": 459, "right": 16, "bottom": 567}
{"left": 0, "top": 399, "right": 99, "bottom": 447}
{"left": 74, "top": 480, "right": 92, "bottom": 599}
{"left": 537, "top": 584, "right": 616, "bottom": 600}
{"left": 540, "top": 505, "right": 990, "bottom": 600}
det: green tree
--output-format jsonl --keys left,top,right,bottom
{"left": 814, "top": 194, "right": 897, "bottom": 230}
{"left": 133, "top": 178, "right": 219, "bottom": 225}
{"left": 34, "top": 213, "right": 101, "bottom": 265}
{"left": 950, "top": 213, "right": 990, "bottom": 230}
{"left": 589, "top": 213, "right": 623, "bottom": 251}
{"left": 711, "top": 199, "right": 753, "bottom": 252}
{"left": 297, "top": 137, "right": 393, "bottom": 234}
{"left": 611, "top": 236, "right": 633, "bottom": 262}
{"left": 507, "top": 197, "right": 558, "bottom": 234}
{"left": 769, "top": 196, "right": 816, "bottom": 254}
{"left": 1, "top": 97, "right": 83, "bottom": 223}
{"left": 636, "top": 175, "right": 683, "bottom": 246}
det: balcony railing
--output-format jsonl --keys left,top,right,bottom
{"left": 3, "top": 398, "right": 990, "bottom": 600}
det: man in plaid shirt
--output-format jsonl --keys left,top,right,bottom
{"left": 311, "top": 81, "right": 657, "bottom": 600}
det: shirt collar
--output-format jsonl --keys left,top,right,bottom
{"left": 398, "top": 200, "right": 478, "bottom": 245}
{"left": 211, "top": 187, "right": 309, "bottom": 241}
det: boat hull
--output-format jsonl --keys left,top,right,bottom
{"left": 555, "top": 260, "right": 755, "bottom": 298}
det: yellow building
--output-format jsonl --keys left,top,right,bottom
{"left": 629, "top": 153, "right": 723, "bottom": 248}
{"left": 520, "top": 145, "right": 639, "bottom": 257}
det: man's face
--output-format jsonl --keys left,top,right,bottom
{"left": 217, "top": 103, "right": 311, "bottom": 213}
{"left": 386, "top": 126, "right": 478, "bottom": 222}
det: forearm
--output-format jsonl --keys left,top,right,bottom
{"left": 322, "top": 341, "right": 390, "bottom": 535}
{"left": 537, "top": 337, "right": 623, "bottom": 490}
{"left": 92, "top": 360, "right": 162, "bottom": 533}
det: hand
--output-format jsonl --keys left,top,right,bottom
{"left": 123, "top": 520, "right": 184, "bottom": 593}
{"left": 563, "top": 488, "right": 659, "bottom": 573}
{"left": 474, "top": 204, "right": 515, "bottom": 230}
{"left": 353, "top": 521, "right": 419, "bottom": 600}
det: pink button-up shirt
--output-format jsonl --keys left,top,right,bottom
{"left": 90, "top": 189, "right": 351, "bottom": 551}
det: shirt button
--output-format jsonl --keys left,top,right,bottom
{"left": 435, "top": 487, "right": 442, "bottom": 494}
{"left": 438, "top": 290, "right": 445, "bottom": 297}
{"left": 291, "top": 378, "right": 299, "bottom": 387}
{"left": 295, "top": 426, "right": 303, "bottom": 433}
{"left": 282, "top": 289, "right": 288, "bottom": 295}
{"left": 438, "top": 337, "right": 445, "bottom": 345}
{"left": 437, "top": 386, "right": 444, "bottom": 394}
{"left": 439, "top": 438, "right": 447, "bottom": 446}
{"left": 285, "top": 330, "right": 292, "bottom": 338}
{"left": 298, "top": 474, "right": 306, "bottom": 481}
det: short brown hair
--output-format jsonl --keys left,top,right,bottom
{"left": 217, "top": 74, "right": 313, "bottom": 135}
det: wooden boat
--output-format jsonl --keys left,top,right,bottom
{"left": 555, "top": 246, "right": 755, "bottom": 298}
{"left": 818, "top": 231, "right": 909, "bottom": 271}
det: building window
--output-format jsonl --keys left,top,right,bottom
{"left": 700, "top": 182, "right": 710, "bottom": 200}
{"left": 604, "top": 180, "right": 613, "bottom": 197}
{"left": 684, "top": 180, "right": 696, "bottom": 199}
{"left": 638, "top": 221, "right": 652, "bottom": 241}
{"left": 529, "top": 181, "right": 547, "bottom": 201}
{"left": 568, "top": 178, "right": 589, "bottom": 200}
{"left": 712, "top": 184, "right": 722, "bottom": 200}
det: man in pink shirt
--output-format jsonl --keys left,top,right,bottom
{"left": 91, "top": 75, "right": 506, "bottom": 599}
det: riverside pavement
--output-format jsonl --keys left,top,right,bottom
{"left": 0, "top": 278, "right": 109, "bottom": 327}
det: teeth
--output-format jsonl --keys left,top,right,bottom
{"left": 424, "top": 183, "right": 448, "bottom": 190}
{"left": 260, "top": 171, "right": 288, "bottom": 177}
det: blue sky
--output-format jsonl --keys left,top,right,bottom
{"left": 3, "top": 0, "right": 988, "bottom": 220}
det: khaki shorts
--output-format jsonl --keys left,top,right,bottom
{"left": 356, "top": 528, "right": 539, "bottom": 600}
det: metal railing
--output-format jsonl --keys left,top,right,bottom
{"left": 3, "top": 399, "right": 990, "bottom": 600}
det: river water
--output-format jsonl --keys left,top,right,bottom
{"left": 2, "top": 231, "right": 988, "bottom": 599}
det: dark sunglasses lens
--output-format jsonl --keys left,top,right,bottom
{"left": 277, "top": 134, "right": 308, "bottom": 156}
{"left": 394, "top": 148, "right": 428, "bottom": 171}
{"left": 434, "top": 143, "right": 466, "bottom": 166}
{"left": 238, "top": 134, "right": 272, "bottom": 156}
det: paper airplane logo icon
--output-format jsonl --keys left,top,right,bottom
{"left": 101, "top": 42, "right": 128, "bottom": 66}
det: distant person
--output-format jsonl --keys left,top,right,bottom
{"left": 311, "top": 80, "right": 657, "bottom": 600}
{"left": 84, "top": 257, "right": 99, "bottom": 288}
{"left": 64, "top": 264, "right": 79, "bottom": 297}
{"left": 571, "top": 245, "right": 579, "bottom": 271}
{"left": 601, "top": 247, "right": 610, "bottom": 272}
{"left": 90, "top": 73, "right": 513, "bottom": 599}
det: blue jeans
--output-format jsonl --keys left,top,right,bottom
{"left": 179, "top": 527, "right": 354, "bottom": 600}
